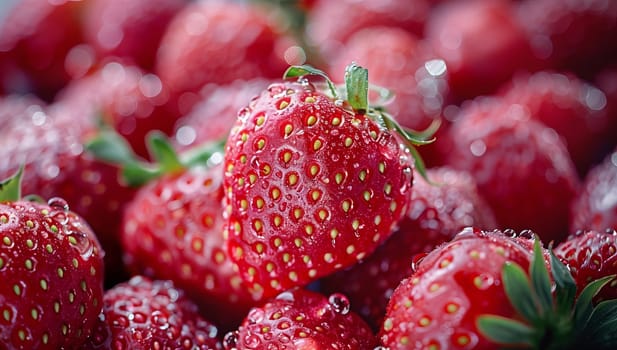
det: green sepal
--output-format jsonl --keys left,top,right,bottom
{"left": 146, "top": 131, "right": 184, "bottom": 174}
{"left": 477, "top": 315, "right": 537, "bottom": 347}
{"left": 581, "top": 300, "right": 617, "bottom": 349}
{"left": 86, "top": 129, "right": 139, "bottom": 165}
{"left": 344, "top": 63, "right": 369, "bottom": 114}
{"left": 502, "top": 261, "right": 541, "bottom": 324}
{"left": 284, "top": 65, "right": 338, "bottom": 98}
{"left": 0, "top": 165, "right": 23, "bottom": 202}
{"left": 550, "top": 251, "right": 577, "bottom": 318}
{"left": 530, "top": 239, "right": 553, "bottom": 318}
{"left": 573, "top": 275, "right": 615, "bottom": 329}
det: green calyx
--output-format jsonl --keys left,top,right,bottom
{"left": 0, "top": 166, "right": 23, "bottom": 202}
{"left": 86, "top": 129, "right": 225, "bottom": 187}
{"left": 283, "top": 63, "right": 439, "bottom": 182}
{"left": 477, "top": 239, "right": 617, "bottom": 349}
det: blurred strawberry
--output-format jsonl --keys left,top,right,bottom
{"left": 305, "top": 0, "right": 429, "bottom": 61}
{"left": 0, "top": 94, "right": 45, "bottom": 132}
{"left": 328, "top": 26, "right": 449, "bottom": 132}
{"left": 173, "top": 79, "right": 271, "bottom": 152}
{"left": 223, "top": 288, "right": 377, "bottom": 349}
{"left": 0, "top": 101, "right": 135, "bottom": 288}
{"left": 82, "top": 0, "right": 186, "bottom": 71}
{"left": 52, "top": 61, "right": 173, "bottom": 160}
{"left": 425, "top": 0, "right": 540, "bottom": 100}
{"left": 155, "top": 0, "right": 293, "bottom": 117}
{"left": 570, "top": 148, "right": 617, "bottom": 234}
{"left": 500, "top": 71, "right": 614, "bottom": 176}
{"left": 516, "top": 0, "right": 617, "bottom": 77}
{"left": 444, "top": 97, "right": 580, "bottom": 244}
{"left": 82, "top": 276, "right": 223, "bottom": 349}
{"left": 0, "top": 0, "right": 86, "bottom": 101}
{"left": 320, "top": 167, "right": 497, "bottom": 329}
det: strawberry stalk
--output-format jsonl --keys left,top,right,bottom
{"left": 284, "top": 63, "right": 439, "bottom": 181}
{"left": 86, "top": 129, "right": 225, "bottom": 187}
{"left": 478, "top": 239, "right": 617, "bottom": 349}
{"left": 0, "top": 166, "right": 23, "bottom": 202}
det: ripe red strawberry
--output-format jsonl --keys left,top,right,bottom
{"left": 320, "top": 166, "right": 497, "bottom": 329}
{"left": 328, "top": 26, "right": 449, "bottom": 132}
{"left": 0, "top": 169, "right": 105, "bottom": 349}
{"left": 0, "top": 100, "right": 136, "bottom": 287}
{"left": 425, "top": 0, "right": 540, "bottom": 100}
{"left": 516, "top": 0, "right": 617, "bottom": 77}
{"left": 570, "top": 148, "right": 617, "bottom": 233}
{"left": 554, "top": 229, "right": 617, "bottom": 302}
{"left": 223, "top": 64, "right": 429, "bottom": 300}
{"left": 444, "top": 97, "right": 580, "bottom": 244}
{"left": 0, "top": 94, "right": 45, "bottom": 132}
{"left": 380, "top": 228, "right": 617, "bottom": 349}
{"left": 500, "top": 71, "right": 613, "bottom": 175}
{"left": 52, "top": 61, "right": 174, "bottom": 160}
{"left": 81, "top": 276, "right": 223, "bottom": 349}
{"left": 223, "top": 288, "right": 377, "bottom": 349}
{"left": 305, "top": 0, "right": 429, "bottom": 60}
{"left": 0, "top": 0, "right": 86, "bottom": 101}
{"left": 173, "top": 78, "right": 271, "bottom": 152}
{"left": 81, "top": 0, "right": 186, "bottom": 71}
{"left": 155, "top": 0, "right": 293, "bottom": 116}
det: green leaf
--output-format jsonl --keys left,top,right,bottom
{"left": 578, "top": 299, "right": 617, "bottom": 349}
{"left": 146, "top": 131, "right": 184, "bottom": 174}
{"left": 180, "top": 138, "right": 227, "bottom": 168}
{"left": 502, "top": 261, "right": 540, "bottom": 324}
{"left": 86, "top": 129, "right": 140, "bottom": 165}
{"left": 530, "top": 239, "right": 553, "bottom": 317}
{"left": 477, "top": 315, "right": 536, "bottom": 347}
{"left": 550, "top": 251, "right": 577, "bottom": 317}
{"left": 344, "top": 63, "right": 369, "bottom": 113}
{"left": 0, "top": 166, "right": 23, "bottom": 202}
{"left": 573, "top": 275, "right": 615, "bottom": 328}
{"left": 122, "top": 163, "right": 161, "bottom": 187}
{"left": 283, "top": 65, "right": 338, "bottom": 98}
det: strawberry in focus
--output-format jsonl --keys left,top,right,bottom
{"left": 0, "top": 168, "right": 105, "bottom": 349}
{"left": 223, "top": 288, "right": 377, "bottom": 350}
{"left": 81, "top": 276, "right": 222, "bottom": 349}
{"left": 223, "top": 64, "right": 430, "bottom": 300}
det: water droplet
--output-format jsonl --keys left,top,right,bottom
{"left": 247, "top": 308, "right": 264, "bottom": 324}
{"left": 334, "top": 99, "right": 344, "bottom": 107}
{"left": 328, "top": 293, "right": 350, "bottom": 315}
{"left": 243, "top": 332, "right": 261, "bottom": 349}
{"left": 275, "top": 291, "right": 295, "bottom": 302}
{"left": 374, "top": 346, "right": 389, "bottom": 350}
{"left": 410, "top": 253, "right": 428, "bottom": 273}
{"left": 223, "top": 331, "right": 239, "bottom": 350}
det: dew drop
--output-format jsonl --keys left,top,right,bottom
{"left": 48, "top": 197, "right": 69, "bottom": 212}
{"left": 410, "top": 253, "right": 428, "bottom": 273}
{"left": 243, "top": 333, "right": 261, "bottom": 349}
{"left": 328, "top": 293, "right": 350, "bottom": 315}
{"left": 223, "top": 331, "right": 239, "bottom": 350}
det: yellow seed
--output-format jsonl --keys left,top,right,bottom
{"left": 313, "top": 139, "right": 322, "bottom": 151}
{"left": 330, "top": 229, "right": 339, "bottom": 240}
{"left": 307, "top": 115, "right": 317, "bottom": 126}
{"left": 331, "top": 116, "right": 341, "bottom": 126}
{"left": 283, "top": 124, "right": 293, "bottom": 137}
{"left": 287, "top": 173, "right": 298, "bottom": 186}
{"left": 278, "top": 100, "right": 289, "bottom": 109}
{"left": 305, "top": 96, "right": 316, "bottom": 103}
{"left": 344, "top": 137, "right": 353, "bottom": 147}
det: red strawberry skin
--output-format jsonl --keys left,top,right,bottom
{"left": 380, "top": 228, "right": 536, "bottom": 350}
{"left": 223, "top": 81, "right": 414, "bottom": 300}
{"left": 570, "top": 148, "right": 617, "bottom": 234}
{"left": 226, "top": 288, "right": 377, "bottom": 349}
{"left": 81, "top": 276, "right": 222, "bottom": 350}
{"left": 121, "top": 163, "right": 259, "bottom": 331}
{"left": 554, "top": 229, "right": 617, "bottom": 302}
{"left": 320, "top": 166, "right": 497, "bottom": 329}
{"left": 155, "top": 0, "right": 292, "bottom": 116}
{"left": 82, "top": 0, "right": 186, "bottom": 71}
{"left": 0, "top": 199, "right": 105, "bottom": 349}
{"left": 444, "top": 98, "right": 580, "bottom": 244}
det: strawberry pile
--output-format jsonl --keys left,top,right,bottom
{"left": 0, "top": 0, "right": 616, "bottom": 349}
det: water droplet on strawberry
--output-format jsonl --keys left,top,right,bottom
{"left": 410, "top": 253, "right": 428, "bottom": 273}
{"left": 223, "top": 331, "right": 239, "bottom": 350}
{"left": 275, "top": 291, "right": 295, "bottom": 302}
{"left": 328, "top": 293, "right": 350, "bottom": 315}
{"left": 48, "top": 197, "right": 69, "bottom": 213}
{"left": 242, "top": 332, "right": 261, "bottom": 349}
{"left": 247, "top": 308, "right": 264, "bottom": 324}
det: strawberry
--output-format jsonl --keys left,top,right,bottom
{"left": 516, "top": 0, "right": 617, "bottom": 77}
{"left": 0, "top": 93, "right": 45, "bottom": 132}
{"left": 380, "top": 227, "right": 617, "bottom": 349}
{"left": 305, "top": 0, "right": 429, "bottom": 61}
{"left": 155, "top": 0, "right": 293, "bottom": 116}
{"left": 81, "top": 0, "right": 186, "bottom": 71}
{"left": 0, "top": 99, "right": 136, "bottom": 287}
{"left": 0, "top": 168, "right": 105, "bottom": 349}
{"left": 320, "top": 166, "right": 497, "bottom": 329}
{"left": 0, "top": 0, "right": 86, "bottom": 101}
{"left": 500, "top": 71, "right": 613, "bottom": 176}
{"left": 52, "top": 61, "right": 174, "bottom": 160}
{"left": 443, "top": 97, "right": 580, "bottom": 244}
{"left": 570, "top": 147, "right": 617, "bottom": 234}
{"left": 223, "top": 288, "right": 377, "bottom": 349}
{"left": 173, "top": 78, "right": 271, "bottom": 152}
{"left": 88, "top": 130, "right": 261, "bottom": 331}
{"left": 425, "top": 0, "right": 540, "bottom": 100}
{"left": 555, "top": 229, "right": 617, "bottom": 302}
{"left": 328, "top": 26, "right": 449, "bottom": 132}
{"left": 81, "top": 276, "right": 223, "bottom": 349}
{"left": 223, "top": 64, "right": 431, "bottom": 300}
